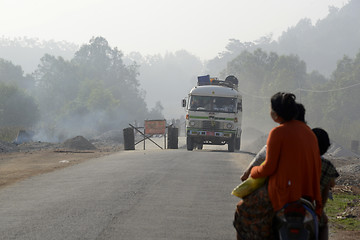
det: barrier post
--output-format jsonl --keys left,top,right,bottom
{"left": 123, "top": 127, "right": 135, "bottom": 150}
{"left": 167, "top": 127, "right": 179, "bottom": 149}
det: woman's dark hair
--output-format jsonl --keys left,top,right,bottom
{"left": 271, "top": 92, "right": 298, "bottom": 121}
{"left": 295, "top": 103, "right": 306, "bottom": 123}
{"left": 312, "top": 128, "right": 331, "bottom": 155}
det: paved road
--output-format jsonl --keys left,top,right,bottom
{"left": 0, "top": 146, "right": 252, "bottom": 240}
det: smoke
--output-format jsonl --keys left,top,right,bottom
{"left": 33, "top": 109, "right": 142, "bottom": 143}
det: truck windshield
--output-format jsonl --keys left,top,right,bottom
{"left": 189, "top": 96, "right": 236, "bottom": 113}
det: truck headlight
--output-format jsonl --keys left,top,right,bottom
{"left": 226, "top": 123, "right": 233, "bottom": 129}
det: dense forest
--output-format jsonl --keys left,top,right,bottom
{"left": 0, "top": 0, "right": 359, "bottom": 148}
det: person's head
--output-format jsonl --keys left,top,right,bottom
{"left": 312, "top": 128, "right": 331, "bottom": 155}
{"left": 295, "top": 103, "right": 306, "bottom": 123}
{"left": 270, "top": 92, "right": 298, "bottom": 123}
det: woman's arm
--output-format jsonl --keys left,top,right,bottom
{"left": 251, "top": 129, "right": 281, "bottom": 178}
{"left": 241, "top": 145, "right": 267, "bottom": 181}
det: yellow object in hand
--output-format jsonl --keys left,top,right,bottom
{"left": 231, "top": 177, "right": 266, "bottom": 198}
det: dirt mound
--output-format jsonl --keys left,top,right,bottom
{"left": 63, "top": 136, "right": 97, "bottom": 150}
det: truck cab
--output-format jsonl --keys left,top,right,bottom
{"left": 183, "top": 75, "right": 242, "bottom": 152}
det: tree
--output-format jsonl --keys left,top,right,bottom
{"left": 63, "top": 79, "right": 117, "bottom": 115}
{"left": 325, "top": 53, "right": 360, "bottom": 143}
{"left": 33, "top": 54, "right": 80, "bottom": 120}
{"left": 300, "top": 51, "right": 360, "bottom": 148}
{"left": 136, "top": 49, "right": 202, "bottom": 119}
{"left": 0, "top": 58, "right": 34, "bottom": 89}
{"left": 223, "top": 49, "right": 310, "bottom": 132}
{"left": 224, "top": 49, "right": 279, "bottom": 94}
{"left": 31, "top": 36, "right": 151, "bottom": 140}
{"left": 206, "top": 39, "right": 255, "bottom": 76}
{"left": 148, "top": 101, "right": 164, "bottom": 119}
{"left": 265, "top": 54, "right": 307, "bottom": 96}
{"left": 72, "top": 37, "right": 147, "bottom": 120}
{"left": 0, "top": 83, "right": 39, "bottom": 127}
{"left": 306, "top": 70, "right": 328, "bottom": 88}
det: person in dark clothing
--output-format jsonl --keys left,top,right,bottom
{"left": 312, "top": 128, "right": 339, "bottom": 240}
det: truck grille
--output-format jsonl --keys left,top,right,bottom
{"left": 202, "top": 120, "right": 220, "bottom": 130}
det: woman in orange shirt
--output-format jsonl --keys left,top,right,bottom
{"left": 233, "top": 92, "right": 322, "bottom": 240}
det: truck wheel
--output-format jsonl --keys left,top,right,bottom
{"left": 228, "top": 137, "right": 235, "bottom": 152}
{"left": 187, "top": 137, "right": 194, "bottom": 151}
{"left": 235, "top": 137, "right": 241, "bottom": 150}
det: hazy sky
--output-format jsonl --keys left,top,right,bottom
{"left": 1, "top": 0, "right": 348, "bottom": 60}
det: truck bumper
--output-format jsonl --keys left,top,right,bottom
{"left": 187, "top": 129, "right": 233, "bottom": 138}
{"left": 187, "top": 129, "right": 235, "bottom": 145}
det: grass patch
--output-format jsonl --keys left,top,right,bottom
{"left": 325, "top": 192, "right": 360, "bottom": 231}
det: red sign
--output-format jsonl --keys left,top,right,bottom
{"left": 144, "top": 120, "right": 166, "bottom": 135}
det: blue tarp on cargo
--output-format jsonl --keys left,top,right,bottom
{"left": 197, "top": 75, "right": 210, "bottom": 85}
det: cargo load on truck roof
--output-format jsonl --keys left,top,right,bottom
{"left": 197, "top": 75, "right": 238, "bottom": 90}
